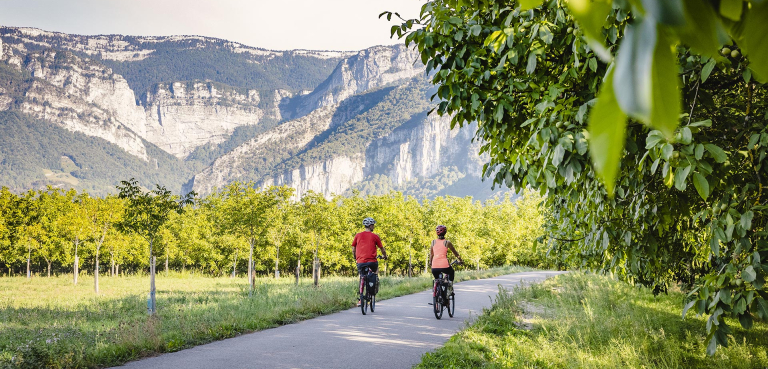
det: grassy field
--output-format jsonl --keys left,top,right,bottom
{"left": 0, "top": 266, "right": 532, "bottom": 368}
{"left": 416, "top": 272, "right": 768, "bottom": 369}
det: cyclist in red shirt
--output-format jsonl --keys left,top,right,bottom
{"left": 352, "top": 217, "right": 388, "bottom": 305}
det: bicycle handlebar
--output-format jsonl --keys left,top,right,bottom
{"left": 377, "top": 255, "right": 387, "bottom": 260}
{"left": 450, "top": 260, "right": 463, "bottom": 266}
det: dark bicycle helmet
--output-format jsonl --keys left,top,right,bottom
{"left": 436, "top": 225, "right": 447, "bottom": 237}
{"left": 363, "top": 217, "right": 376, "bottom": 227}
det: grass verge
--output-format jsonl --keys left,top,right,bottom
{"left": 416, "top": 272, "right": 768, "bottom": 369}
{"left": 0, "top": 265, "right": 531, "bottom": 368}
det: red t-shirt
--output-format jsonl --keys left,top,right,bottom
{"left": 352, "top": 231, "right": 383, "bottom": 263}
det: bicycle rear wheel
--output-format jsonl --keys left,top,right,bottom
{"left": 370, "top": 294, "right": 376, "bottom": 312}
{"left": 447, "top": 292, "right": 455, "bottom": 317}
{"left": 433, "top": 283, "right": 443, "bottom": 320}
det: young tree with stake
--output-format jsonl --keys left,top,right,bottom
{"left": 116, "top": 178, "right": 195, "bottom": 314}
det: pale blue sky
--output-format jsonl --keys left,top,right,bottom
{"left": 0, "top": 0, "right": 423, "bottom": 51}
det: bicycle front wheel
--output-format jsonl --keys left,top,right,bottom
{"left": 433, "top": 295, "right": 443, "bottom": 319}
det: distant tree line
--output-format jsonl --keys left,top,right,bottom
{"left": 0, "top": 183, "right": 548, "bottom": 286}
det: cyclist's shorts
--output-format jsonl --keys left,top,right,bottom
{"left": 357, "top": 261, "right": 379, "bottom": 276}
{"left": 432, "top": 266, "right": 455, "bottom": 282}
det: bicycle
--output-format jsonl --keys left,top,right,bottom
{"left": 431, "top": 260, "right": 461, "bottom": 319}
{"left": 359, "top": 255, "right": 385, "bottom": 315}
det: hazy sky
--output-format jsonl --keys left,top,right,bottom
{"left": 0, "top": 0, "right": 424, "bottom": 51}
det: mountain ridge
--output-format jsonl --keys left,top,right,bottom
{"left": 0, "top": 26, "right": 507, "bottom": 200}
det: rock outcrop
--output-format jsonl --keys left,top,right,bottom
{"left": 288, "top": 44, "right": 424, "bottom": 119}
{"left": 143, "top": 82, "right": 279, "bottom": 158}
{"left": 0, "top": 47, "right": 149, "bottom": 159}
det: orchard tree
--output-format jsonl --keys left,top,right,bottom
{"left": 83, "top": 195, "right": 122, "bottom": 293}
{"left": 116, "top": 178, "right": 195, "bottom": 314}
{"left": 386, "top": 0, "right": 768, "bottom": 353}
{"left": 61, "top": 190, "right": 90, "bottom": 284}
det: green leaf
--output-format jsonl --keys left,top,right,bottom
{"left": 706, "top": 334, "right": 718, "bottom": 356}
{"left": 689, "top": 119, "right": 712, "bottom": 127}
{"left": 526, "top": 52, "right": 538, "bottom": 74}
{"left": 739, "top": 313, "right": 753, "bottom": 329}
{"left": 614, "top": 18, "right": 655, "bottom": 123}
{"left": 701, "top": 58, "right": 716, "bottom": 83}
{"left": 682, "top": 300, "right": 696, "bottom": 318}
{"left": 695, "top": 144, "right": 705, "bottom": 160}
{"left": 588, "top": 67, "right": 627, "bottom": 196}
{"left": 662, "top": 143, "right": 674, "bottom": 160}
{"left": 589, "top": 57, "right": 598, "bottom": 73}
{"left": 743, "top": 265, "right": 757, "bottom": 282}
{"left": 719, "top": 0, "right": 743, "bottom": 21}
{"left": 678, "top": 0, "right": 728, "bottom": 58}
{"left": 675, "top": 166, "right": 692, "bottom": 191}
{"left": 744, "top": 1, "right": 768, "bottom": 82}
{"left": 650, "top": 32, "right": 682, "bottom": 138}
{"left": 680, "top": 127, "right": 692, "bottom": 144}
{"left": 740, "top": 211, "right": 753, "bottom": 230}
{"left": 470, "top": 24, "right": 483, "bottom": 37}
{"left": 614, "top": 17, "right": 681, "bottom": 137}
{"left": 693, "top": 173, "right": 709, "bottom": 201}
{"left": 704, "top": 144, "right": 727, "bottom": 163}
{"left": 567, "top": 0, "right": 612, "bottom": 46}
{"left": 552, "top": 144, "right": 566, "bottom": 166}
{"left": 756, "top": 298, "right": 768, "bottom": 320}
{"left": 519, "top": 0, "right": 544, "bottom": 10}
{"left": 643, "top": 0, "right": 686, "bottom": 26}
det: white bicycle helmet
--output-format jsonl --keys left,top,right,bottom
{"left": 363, "top": 217, "right": 376, "bottom": 227}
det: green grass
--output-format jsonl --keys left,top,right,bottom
{"left": 0, "top": 266, "right": 531, "bottom": 368}
{"left": 416, "top": 272, "right": 768, "bottom": 369}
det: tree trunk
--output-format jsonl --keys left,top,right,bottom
{"left": 232, "top": 251, "right": 238, "bottom": 278}
{"left": 249, "top": 238, "right": 254, "bottom": 296}
{"left": 94, "top": 249, "right": 100, "bottom": 294}
{"left": 116, "top": 264, "right": 119, "bottom": 277}
{"left": 149, "top": 239, "right": 156, "bottom": 315}
{"left": 47, "top": 260, "right": 51, "bottom": 277}
{"left": 74, "top": 238, "right": 79, "bottom": 285}
{"left": 275, "top": 244, "right": 279, "bottom": 278}
{"left": 26, "top": 242, "right": 31, "bottom": 279}
{"left": 313, "top": 258, "right": 320, "bottom": 287}
{"left": 408, "top": 247, "right": 413, "bottom": 278}
{"left": 165, "top": 253, "right": 169, "bottom": 276}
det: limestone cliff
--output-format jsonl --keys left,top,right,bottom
{"left": 257, "top": 114, "right": 483, "bottom": 199}
{"left": 143, "top": 82, "right": 281, "bottom": 158}
{"left": 286, "top": 44, "right": 424, "bottom": 119}
{"left": 0, "top": 46, "right": 149, "bottom": 159}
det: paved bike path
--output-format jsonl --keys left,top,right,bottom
{"left": 117, "top": 271, "right": 564, "bottom": 369}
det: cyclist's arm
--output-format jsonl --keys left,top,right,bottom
{"left": 376, "top": 237, "right": 388, "bottom": 259}
{"left": 351, "top": 235, "right": 358, "bottom": 261}
{"left": 428, "top": 243, "right": 434, "bottom": 269}
{"left": 445, "top": 240, "right": 464, "bottom": 264}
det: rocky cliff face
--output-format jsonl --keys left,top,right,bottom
{"left": 288, "top": 44, "right": 424, "bottom": 119}
{"left": 1, "top": 35, "right": 284, "bottom": 160}
{"left": 143, "top": 82, "right": 280, "bottom": 158}
{"left": 0, "top": 47, "right": 149, "bottom": 159}
{"left": 257, "top": 114, "right": 482, "bottom": 199}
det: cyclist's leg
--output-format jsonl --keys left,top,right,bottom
{"left": 447, "top": 266, "right": 455, "bottom": 282}
{"left": 431, "top": 269, "right": 440, "bottom": 279}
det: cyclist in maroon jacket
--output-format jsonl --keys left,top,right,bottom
{"left": 352, "top": 217, "right": 387, "bottom": 305}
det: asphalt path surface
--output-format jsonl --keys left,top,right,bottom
{"left": 117, "top": 271, "right": 564, "bottom": 369}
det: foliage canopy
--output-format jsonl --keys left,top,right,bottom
{"left": 386, "top": 0, "right": 768, "bottom": 354}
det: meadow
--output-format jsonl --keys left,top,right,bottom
{"left": 416, "top": 272, "right": 768, "bottom": 369}
{"left": 0, "top": 266, "right": 531, "bottom": 368}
